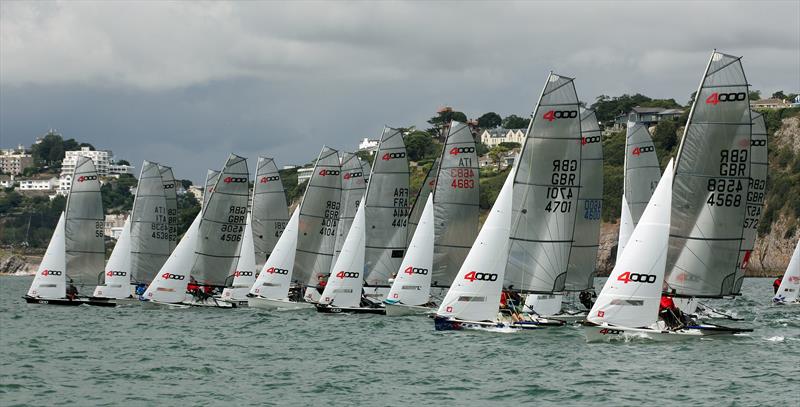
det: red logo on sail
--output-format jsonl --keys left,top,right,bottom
{"left": 382, "top": 152, "right": 406, "bottom": 161}
{"left": 223, "top": 177, "right": 247, "bottom": 183}
{"left": 260, "top": 176, "right": 279, "bottom": 184}
{"left": 318, "top": 169, "right": 340, "bottom": 177}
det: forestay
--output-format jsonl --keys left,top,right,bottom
{"left": 437, "top": 166, "right": 515, "bottom": 322}
{"left": 65, "top": 156, "right": 105, "bottom": 288}
{"left": 130, "top": 161, "right": 170, "bottom": 284}
{"left": 144, "top": 212, "right": 201, "bottom": 303}
{"left": 159, "top": 165, "right": 179, "bottom": 252}
{"left": 94, "top": 218, "right": 132, "bottom": 299}
{"left": 506, "top": 73, "right": 582, "bottom": 293}
{"left": 332, "top": 152, "right": 367, "bottom": 269}
{"left": 27, "top": 213, "right": 66, "bottom": 299}
{"left": 407, "top": 157, "right": 439, "bottom": 245}
{"left": 665, "top": 51, "right": 752, "bottom": 297}
{"left": 773, "top": 240, "right": 800, "bottom": 304}
{"left": 732, "top": 112, "right": 768, "bottom": 295}
{"left": 191, "top": 155, "right": 249, "bottom": 286}
{"left": 250, "top": 207, "right": 300, "bottom": 299}
{"left": 564, "top": 109, "right": 603, "bottom": 291}
{"left": 294, "top": 146, "right": 342, "bottom": 287}
{"left": 387, "top": 193, "right": 434, "bottom": 306}
{"left": 364, "top": 127, "right": 410, "bottom": 286}
{"left": 588, "top": 161, "right": 674, "bottom": 328}
{"left": 432, "top": 122, "right": 480, "bottom": 287}
{"left": 319, "top": 200, "right": 367, "bottom": 308}
{"left": 252, "top": 157, "right": 289, "bottom": 268}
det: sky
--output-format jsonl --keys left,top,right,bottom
{"left": 1, "top": 0, "right": 798, "bottom": 184}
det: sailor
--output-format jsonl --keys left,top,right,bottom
{"left": 659, "top": 295, "right": 683, "bottom": 329}
{"left": 499, "top": 289, "right": 509, "bottom": 309}
{"left": 135, "top": 283, "right": 147, "bottom": 297}
{"left": 579, "top": 291, "right": 595, "bottom": 310}
{"left": 773, "top": 277, "right": 782, "bottom": 294}
{"left": 506, "top": 285, "right": 522, "bottom": 310}
{"left": 66, "top": 282, "right": 78, "bottom": 301}
{"left": 318, "top": 273, "right": 328, "bottom": 292}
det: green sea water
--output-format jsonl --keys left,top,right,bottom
{"left": 1, "top": 276, "right": 797, "bottom": 406}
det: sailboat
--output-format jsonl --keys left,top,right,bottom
{"left": 525, "top": 108, "right": 604, "bottom": 321}
{"left": 362, "top": 127, "right": 410, "bottom": 302}
{"left": 316, "top": 200, "right": 384, "bottom": 314}
{"left": 249, "top": 146, "right": 341, "bottom": 309}
{"left": 434, "top": 164, "right": 522, "bottom": 330}
{"left": 583, "top": 160, "right": 752, "bottom": 341}
{"left": 331, "top": 152, "right": 368, "bottom": 269}
{"left": 384, "top": 121, "right": 480, "bottom": 315}
{"left": 773, "top": 239, "right": 800, "bottom": 305}
{"left": 251, "top": 157, "right": 290, "bottom": 269}
{"left": 220, "top": 213, "right": 256, "bottom": 306}
{"left": 144, "top": 155, "right": 249, "bottom": 308}
{"left": 25, "top": 157, "right": 112, "bottom": 306}
{"left": 384, "top": 193, "right": 435, "bottom": 316}
{"left": 664, "top": 51, "right": 756, "bottom": 304}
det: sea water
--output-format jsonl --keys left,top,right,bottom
{"left": 1, "top": 276, "right": 797, "bottom": 406}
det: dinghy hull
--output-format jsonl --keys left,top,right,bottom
{"left": 582, "top": 322, "right": 752, "bottom": 342}
{"left": 247, "top": 297, "right": 315, "bottom": 311}
{"left": 22, "top": 295, "right": 116, "bottom": 307}
{"left": 315, "top": 304, "right": 386, "bottom": 315}
{"left": 433, "top": 316, "right": 544, "bottom": 331}
{"left": 384, "top": 303, "right": 433, "bottom": 317}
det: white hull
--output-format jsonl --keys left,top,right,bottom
{"left": 142, "top": 300, "right": 191, "bottom": 309}
{"left": 247, "top": 297, "right": 315, "bottom": 311}
{"left": 384, "top": 303, "right": 434, "bottom": 317}
{"left": 583, "top": 322, "right": 748, "bottom": 342}
{"left": 183, "top": 296, "right": 234, "bottom": 308}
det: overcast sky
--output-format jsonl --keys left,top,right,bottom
{"left": 2, "top": 0, "right": 798, "bottom": 183}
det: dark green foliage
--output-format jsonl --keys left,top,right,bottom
{"left": 590, "top": 94, "right": 682, "bottom": 125}
{"left": 405, "top": 131, "right": 441, "bottom": 161}
{"left": 176, "top": 192, "right": 200, "bottom": 237}
{"left": 602, "top": 131, "right": 625, "bottom": 167}
{"left": 498, "top": 142, "right": 521, "bottom": 149}
{"left": 479, "top": 167, "right": 510, "bottom": 210}
{"left": 101, "top": 177, "right": 135, "bottom": 213}
{"left": 116, "top": 159, "right": 131, "bottom": 166}
{"left": 179, "top": 179, "right": 192, "bottom": 189}
{"left": 501, "top": 114, "right": 529, "bottom": 129}
{"left": 772, "top": 90, "right": 787, "bottom": 100}
{"left": 0, "top": 192, "right": 66, "bottom": 247}
{"left": 355, "top": 150, "right": 374, "bottom": 166}
{"left": 652, "top": 119, "right": 679, "bottom": 156}
{"left": 476, "top": 142, "right": 489, "bottom": 156}
{"left": 602, "top": 165, "right": 624, "bottom": 222}
{"left": 0, "top": 190, "right": 24, "bottom": 213}
{"left": 477, "top": 112, "right": 502, "bottom": 129}
{"left": 279, "top": 167, "right": 304, "bottom": 206}
{"left": 749, "top": 90, "right": 761, "bottom": 101}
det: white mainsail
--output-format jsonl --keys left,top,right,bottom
{"left": 252, "top": 157, "right": 289, "bottom": 268}
{"left": 27, "top": 213, "right": 66, "bottom": 299}
{"left": 565, "top": 109, "right": 604, "bottom": 291}
{"left": 191, "top": 155, "right": 250, "bottom": 287}
{"left": 130, "top": 161, "right": 171, "bottom": 284}
{"left": 332, "top": 152, "right": 367, "bottom": 269}
{"left": 617, "top": 119, "right": 661, "bottom": 261}
{"left": 319, "top": 200, "right": 367, "bottom": 307}
{"left": 65, "top": 156, "right": 105, "bottom": 291}
{"left": 437, "top": 165, "right": 515, "bottom": 322}
{"left": 732, "top": 112, "right": 768, "bottom": 295}
{"left": 506, "top": 73, "right": 582, "bottom": 293}
{"left": 386, "top": 193, "right": 434, "bottom": 306}
{"left": 773, "top": 240, "right": 800, "bottom": 304}
{"left": 143, "top": 212, "right": 201, "bottom": 303}
{"left": 294, "top": 146, "right": 342, "bottom": 288}
{"left": 222, "top": 213, "right": 256, "bottom": 300}
{"left": 92, "top": 218, "right": 132, "bottom": 299}
{"left": 250, "top": 207, "right": 300, "bottom": 299}
{"left": 588, "top": 160, "right": 674, "bottom": 328}
{"left": 432, "top": 121, "right": 480, "bottom": 288}
{"left": 665, "top": 51, "right": 752, "bottom": 297}
{"left": 364, "top": 127, "right": 410, "bottom": 286}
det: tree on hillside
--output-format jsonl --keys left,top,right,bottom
{"left": 477, "top": 112, "right": 502, "bottom": 129}
{"left": 749, "top": 90, "right": 761, "bottom": 101}
{"left": 687, "top": 91, "right": 697, "bottom": 107}
{"left": 501, "top": 114, "right": 529, "bottom": 129}
{"left": 116, "top": 159, "right": 131, "bottom": 166}
{"left": 488, "top": 145, "right": 510, "bottom": 165}
{"left": 498, "top": 142, "right": 521, "bottom": 150}
{"left": 405, "top": 131, "right": 438, "bottom": 161}
{"left": 427, "top": 108, "right": 468, "bottom": 141}
{"left": 179, "top": 179, "right": 192, "bottom": 189}
{"left": 652, "top": 119, "right": 679, "bottom": 158}
{"left": 476, "top": 142, "right": 489, "bottom": 156}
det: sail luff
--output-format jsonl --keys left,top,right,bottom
{"left": 406, "top": 157, "right": 440, "bottom": 245}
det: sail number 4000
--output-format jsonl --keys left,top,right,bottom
{"left": 616, "top": 271, "right": 656, "bottom": 284}
{"left": 464, "top": 271, "right": 498, "bottom": 282}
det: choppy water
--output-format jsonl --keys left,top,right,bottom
{"left": 1, "top": 276, "right": 798, "bottom": 406}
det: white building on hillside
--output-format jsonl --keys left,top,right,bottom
{"left": 57, "top": 147, "right": 132, "bottom": 195}
{"left": 18, "top": 177, "right": 59, "bottom": 191}
{"left": 0, "top": 146, "right": 33, "bottom": 175}
{"left": 358, "top": 138, "right": 380, "bottom": 155}
{"left": 480, "top": 128, "right": 526, "bottom": 147}
{"left": 297, "top": 166, "right": 314, "bottom": 183}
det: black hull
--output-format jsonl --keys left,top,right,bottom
{"left": 23, "top": 295, "right": 116, "bottom": 307}
{"left": 434, "top": 315, "right": 550, "bottom": 331}
{"left": 315, "top": 304, "right": 386, "bottom": 315}
{"left": 688, "top": 324, "right": 754, "bottom": 335}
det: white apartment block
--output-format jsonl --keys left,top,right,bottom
{"left": 18, "top": 177, "right": 59, "bottom": 191}
{"left": 480, "top": 128, "right": 526, "bottom": 147}
{"left": 104, "top": 214, "right": 127, "bottom": 239}
{"left": 358, "top": 138, "right": 380, "bottom": 155}
{"left": 0, "top": 146, "right": 34, "bottom": 175}
{"left": 297, "top": 166, "right": 314, "bottom": 183}
{"left": 57, "top": 147, "right": 130, "bottom": 195}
